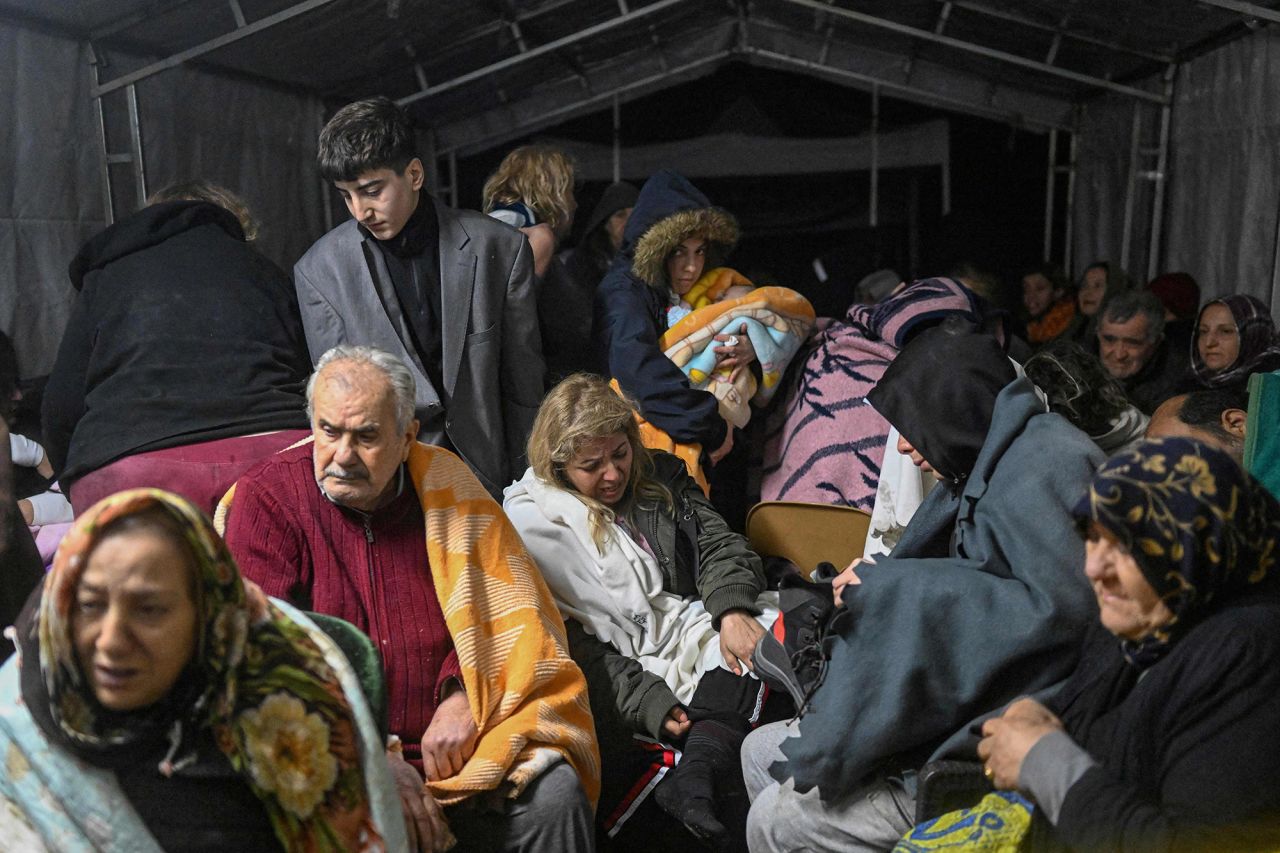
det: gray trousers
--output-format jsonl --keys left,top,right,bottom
{"left": 742, "top": 720, "right": 915, "bottom": 853}
{"left": 448, "top": 761, "right": 595, "bottom": 853}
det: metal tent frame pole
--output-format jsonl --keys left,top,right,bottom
{"left": 90, "top": 46, "right": 149, "bottom": 224}
{"left": 1120, "top": 101, "right": 1144, "bottom": 275}
{"left": 869, "top": 85, "right": 879, "bottom": 228}
{"left": 779, "top": 0, "right": 1169, "bottom": 104}
{"left": 91, "top": 0, "right": 341, "bottom": 97}
{"left": 1064, "top": 121, "right": 1079, "bottom": 277}
{"left": 1043, "top": 129, "right": 1058, "bottom": 263}
{"left": 612, "top": 94, "right": 622, "bottom": 183}
{"left": 396, "top": 0, "right": 686, "bottom": 107}
{"left": 1146, "top": 65, "right": 1178, "bottom": 281}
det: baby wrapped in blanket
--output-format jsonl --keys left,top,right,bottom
{"left": 662, "top": 267, "right": 815, "bottom": 430}
{"left": 620, "top": 268, "right": 815, "bottom": 491}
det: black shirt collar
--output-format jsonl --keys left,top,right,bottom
{"left": 362, "top": 193, "right": 437, "bottom": 258}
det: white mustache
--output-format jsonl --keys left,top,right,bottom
{"left": 323, "top": 465, "right": 368, "bottom": 481}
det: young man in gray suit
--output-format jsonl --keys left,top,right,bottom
{"left": 295, "top": 96, "right": 545, "bottom": 497}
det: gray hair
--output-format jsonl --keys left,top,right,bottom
{"left": 1099, "top": 289, "right": 1166, "bottom": 343}
{"left": 305, "top": 345, "right": 417, "bottom": 432}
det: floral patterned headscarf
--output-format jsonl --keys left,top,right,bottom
{"left": 23, "top": 489, "right": 384, "bottom": 851}
{"left": 1190, "top": 294, "right": 1280, "bottom": 387}
{"left": 1072, "top": 437, "right": 1280, "bottom": 666}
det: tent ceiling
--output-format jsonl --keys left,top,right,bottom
{"left": 2, "top": 0, "right": 1271, "bottom": 152}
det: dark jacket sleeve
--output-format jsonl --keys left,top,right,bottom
{"left": 594, "top": 274, "right": 726, "bottom": 450}
{"left": 653, "top": 453, "right": 764, "bottom": 625}
{"left": 0, "top": 422, "right": 43, "bottom": 659}
{"left": 1050, "top": 608, "right": 1280, "bottom": 852}
{"left": 41, "top": 285, "right": 96, "bottom": 478}
{"left": 565, "top": 618, "right": 678, "bottom": 740}
{"left": 500, "top": 235, "right": 546, "bottom": 477}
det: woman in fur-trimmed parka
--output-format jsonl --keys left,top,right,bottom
{"left": 592, "top": 170, "right": 743, "bottom": 463}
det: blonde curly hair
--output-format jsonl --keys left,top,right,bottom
{"left": 148, "top": 180, "right": 259, "bottom": 242}
{"left": 527, "top": 374, "right": 671, "bottom": 551}
{"left": 482, "top": 145, "right": 576, "bottom": 239}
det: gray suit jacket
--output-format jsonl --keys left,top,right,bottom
{"left": 293, "top": 198, "right": 545, "bottom": 497}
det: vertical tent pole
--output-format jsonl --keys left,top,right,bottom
{"left": 448, "top": 151, "right": 458, "bottom": 209}
{"left": 1064, "top": 127, "right": 1079, "bottom": 277}
{"left": 870, "top": 84, "right": 879, "bottom": 228}
{"left": 1120, "top": 101, "right": 1142, "bottom": 275}
{"left": 90, "top": 49, "right": 115, "bottom": 225}
{"left": 1146, "top": 64, "right": 1177, "bottom": 281}
{"left": 126, "top": 83, "right": 147, "bottom": 208}
{"left": 319, "top": 105, "right": 333, "bottom": 232}
{"left": 612, "top": 93, "right": 622, "bottom": 183}
{"left": 1043, "top": 129, "right": 1058, "bottom": 263}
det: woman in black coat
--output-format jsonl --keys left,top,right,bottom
{"left": 42, "top": 181, "right": 312, "bottom": 515}
{"left": 974, "top": 437, "right": 1280, "bottom": 851}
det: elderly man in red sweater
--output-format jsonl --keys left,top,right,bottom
{"left": 222, "top": 345, "right": 599, "bottom": 853}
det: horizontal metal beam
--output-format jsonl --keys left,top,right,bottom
{"left": 91, "top": 0, "right": 339, "bottom": 98}
{"left": 945, "top": 0, "right": 1174, "bottom": 64}
{"left": 777, "top": 0, "right": 1168, "bottom": 103}
{"left": 743, "top": 46, "right": 1072, "bottom": 130}
{"left": 397, "top": 0, "right": 686, "bottom": 106}
{"left": 1196, "top": 0, "right": 1280, "bottom": 25}
{"left": 438, "top": 50, "right": 731, "bottom": 156}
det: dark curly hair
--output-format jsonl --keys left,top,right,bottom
{"left": 1024, "top": 341, "right": 1130, "bottom": 436}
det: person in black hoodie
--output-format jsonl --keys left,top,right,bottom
{"left": 593, "top": 171, "right": 750, "bottom": 512}
{"left": 42, "top": 181, "right": 312, "bottom": 515}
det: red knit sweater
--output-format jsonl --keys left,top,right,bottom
{"left": 223, "top": 444, "right": 460, "bottom": 767}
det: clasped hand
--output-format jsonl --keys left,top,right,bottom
{"left": 976, "top": 697, "right": 1065, "bottom": 790}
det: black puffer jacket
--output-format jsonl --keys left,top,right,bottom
{"left": 43, "top": 201, "right": 312, "bottom": 487}
{"left": 592, "top": 171, "right": 739, "bottom": 451}
{"left": 566, "top": 451, "right": 764, "bottom": 741}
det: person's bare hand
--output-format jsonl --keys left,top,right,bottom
{"left": 18, "top": 498, "right": 33, "bottom": 526}
{"left": 387, "top": 747, "right": 455, "bottom": 851}
{"left": 832, "top": 557, "right": 870, "bottom": 607}
{"left": 709, "top": 427, "right": 734, "bottom": 465}
{"left": 719, "top": 609, "right": 765, "bottom": 674}
{"left": 421, "top": 685, "right": 478, "bottom": 782}
{"left": 661, "top": 705, "right": 691, "bottom": 740}
{"left": 977, "top": 698, "right": 1064, "bottom": 789}
{"left": 715, "top": 323, "right": 757, "bottom": 370}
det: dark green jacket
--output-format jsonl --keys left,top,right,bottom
{"left": 568, "top": 451, "right": 764, "bottom": 742}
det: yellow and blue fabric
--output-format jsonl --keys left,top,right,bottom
{"left": 894, "top": 792, "right": 1034, "bottom": 852}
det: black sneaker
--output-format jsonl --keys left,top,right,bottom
{"left": 752, "top": 630, "right": 807, "bottom": 709}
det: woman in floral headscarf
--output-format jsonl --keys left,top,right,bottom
{"left": 912, "top": 437, "right": 1280, "bottom": 851}
{"left": 1190, "top": 294, "right": 1280, "bottom": 391}
{"left": 0, "top": 488, "right": 406, "bottom": 852}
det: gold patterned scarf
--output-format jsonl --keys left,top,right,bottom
{"left": 30, "top": 489, "right": 384, "bottom": 851}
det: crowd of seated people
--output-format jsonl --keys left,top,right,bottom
{"left": 1, "top": 91, "right": 1278, "bottom": 853}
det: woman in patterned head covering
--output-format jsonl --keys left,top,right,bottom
{"left": 959, "top": 437, "right": 1280, "bottom": 851}
{"left": 0, "top": 488, "right": 405, "bottom": 852}
{"left": 1191, "top": 294, "right": 1280, "bottom": 390}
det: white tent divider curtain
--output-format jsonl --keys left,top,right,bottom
{"left": 1075, "top": 28, "right": 1280, "bottom": 313}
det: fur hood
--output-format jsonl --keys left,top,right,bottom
{"left": 623, "top": 170, "right": 739, "bottom": 291}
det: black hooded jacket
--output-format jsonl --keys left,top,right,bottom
{"left": 867, "top": 322, "right": 1016, "bottom": 488}
{"left": 42, "top": 201, "right": 312, "bottom": 488}
{"left": 591, "top": 171, "right": 738, "bottom": 450}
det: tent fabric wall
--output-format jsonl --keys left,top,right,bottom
{"left": 0, "top": 25, "right": 103, "bottom": 381}
{"left": 1075, "top": 29, "right": 1280, "bottom": 313}
{"left": 1, "top": 19, "right": 327, "bottom": 381}
{"left": 1162, "top": 30, "right": 1280, "bottom": 309}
